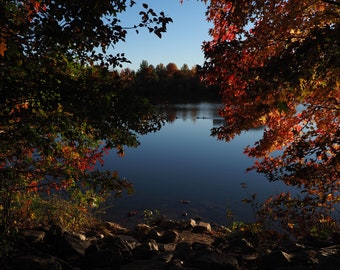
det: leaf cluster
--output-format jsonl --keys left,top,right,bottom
{"left": 204, "top": 0, "right": 340, "bottom": 234}
{"left": 0, "top": 0, "right": 171, "bottom": 235}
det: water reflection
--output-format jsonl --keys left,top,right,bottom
{"left": 101, "top": 102, "right": 292, "bottom": 227}
{"left": 159, "top": 102, "right": 223, "bottom": 126}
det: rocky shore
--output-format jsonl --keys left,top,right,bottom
{"left": 2, "top": 218, "right": 340, "bottom": 270}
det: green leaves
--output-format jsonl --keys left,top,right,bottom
{"left": 0, "top": 0, "right": 172, "bottom": 232}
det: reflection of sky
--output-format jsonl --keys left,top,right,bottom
{"left": 101, "top": 103, "right": 294, "bottom": 226}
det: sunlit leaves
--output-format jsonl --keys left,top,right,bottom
{"left": 204, "top": 0, "right": 340, "bottom": 231}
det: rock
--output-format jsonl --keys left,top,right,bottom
{"left": 63, "top": 234, "right": 91, "bottom": 256}
{"left": 21, "top": 229, "right": 46, "bottom": 243}
{"left": 98, "top": 221, "right": 129, "bottom": 234}
{"left": 168, "top": 258, "right": 186, "bottom": 269}
{"left": 5, "top": 218, "right": 340, "bottom": 270}
{"left": 193, "top": 222, "right": 211, "bottom": 233}
{"left": 180, "top": 219, "right": 197, "bottom": 230}
{"left": 71, "top": 232, "right": 86, "bottom": 241}
{"left": 173, "top": 242, "right": 194, "bottom": 261}
{"left": 179, "top": 200, "right": 190, "bottom": 204}
{"left": 191, "top": 252, "right": 239, "bottom": 270}
{"left": 192, "top": 242, "right": 213, "bottom": 254}
{"left": 9, "top": 254, "right": 73, "bottom": 270}
{"left": 127, "top": 210, "right": 137, "bottom": 217}
{"left": 84, "top": 235, "right": 136, "bottom": 268}
{"left": 49, "top": 224, "right": 65, "bottom": 236}
{"left": 159, "top": 243, "right": 177, "bottom": 253}
{"left": 148, "top": 229, "right": 162, "bottom": 241}
{"left": 331, "top": 232, "right": 340, "bottom": 243}
{"left": 85, "top": 243, "right": 117, "bottom": 268}
{"left": 212, "top": 236, "right": 229, "bottom": 251}
{"left": 315, "top": 245, "right": 340, "bottom": 270}
{"left": 84, "top": 229, "right": 104, "bottom": 239}
{"left": 133, "top": 239, "right": 159, "bottom": 259}
{"left": 160, "top": 230, "right": 179, "bottom": 244}
{"left": 120, "top": 259, "right": 167, "bottom": 270}
{"left": 260, "top": 250, "right": 294, "bottom": 270}
{"left": 160, "top": 219, "right": 180, "bottom": 230}
{"left": 317, "top": 256, "right": 340, "bottom": 270}
{"left": 228, "top": 237, "right": 256, "bottom": 253}
{"left": 115, "top": 235, "right": 141, "bottom": 250}
{"left": 149, "top": 214, "right": 166, "bottom": 226}
{"left": 135, "top": 223, "right": 151, "bottom": 232}
{"left": 45, "top": 228, "right": 90, "bottom": 259}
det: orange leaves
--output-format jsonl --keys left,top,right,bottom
{"left": 25, "top": 0, "right": 48, "bottom": 21}
{"left": 27, "top": 180, "right": 38, "bottom": 192}
{"left": 0, "top": 36, "right": 7, "bottom": 57}
{"left": 205, "top": 0, "right": 340, "bottom": 233}
{"left": 60, "top": 145, "right": 104, "bottom": 173}
{"left": 207, "top": 1, "right": 236, "bottom": 42}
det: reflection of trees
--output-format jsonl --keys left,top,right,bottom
{"left": 163, "top": 107, "right": 177, "bottom": 123}
{"left": 159, "top": 103, "right": 224, "bottom": 126}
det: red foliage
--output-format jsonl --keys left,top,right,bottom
{"left": 204, "top": 0, "right": 340, "bottom": 228}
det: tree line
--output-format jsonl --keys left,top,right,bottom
{"left": 118, "top": 60, "right": 220, "bottom": 103}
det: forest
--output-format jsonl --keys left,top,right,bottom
{"left": 119, "top": 60, "right": 220, "bottom": 103}
{"left": 0, "top": 0, "right": 339, "bottom": 262}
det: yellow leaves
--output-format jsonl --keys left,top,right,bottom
{"left": 287, "top": 223, "right": 295, "bottom": 229}
{"left": 289, "top": 28, "right": 306, "bottom": 43}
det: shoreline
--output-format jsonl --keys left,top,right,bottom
{"left": 3, "top": 217, "right": 340, "bottom": 270}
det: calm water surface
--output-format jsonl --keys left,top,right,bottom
{"left": 102, "top": 102, "right": 292, "bottom": 226}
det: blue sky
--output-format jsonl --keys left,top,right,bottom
{"left": 112, "top": 0, "right": 212, "bottom": 71}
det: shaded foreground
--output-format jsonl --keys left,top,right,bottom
{"left": 3, "top": 217, "right": 340, "bottom": 270}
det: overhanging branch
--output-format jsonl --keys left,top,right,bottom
{"left": 322, "top": 0, "right": 340, "bottom": 7}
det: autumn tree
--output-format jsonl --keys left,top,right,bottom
{"left": 0, "top": 0, "right": 171, "bottom": 233}
{"left": 203, "top": 0, "right": 340, "bottom": 234}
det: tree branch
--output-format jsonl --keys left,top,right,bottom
{"left": 322, "top": 0, "right": 340, "bottom": 7}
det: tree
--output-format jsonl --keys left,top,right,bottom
{"left": 0, "top": 1, "right": 171, "bottom": 232}
{"left": 203, "top": 0, "right": 340, "bottom": 234}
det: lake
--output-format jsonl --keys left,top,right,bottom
{"left": 101, "top": 102, "right": 293, "bottom": 227}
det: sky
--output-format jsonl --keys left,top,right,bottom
{"left": 111, "top": 0, "right": 212, "bottom": 71}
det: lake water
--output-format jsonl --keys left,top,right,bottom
{"left": 101, "top": 102, "right": 293, "bottom": 227}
